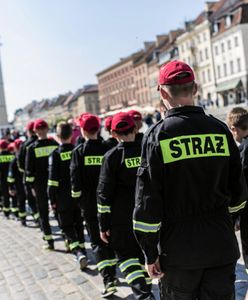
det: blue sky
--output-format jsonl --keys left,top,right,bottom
{"left": 0, "top": 0, "right": 207, "bottom": 120}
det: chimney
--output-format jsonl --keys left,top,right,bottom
{"left": 205, "top": 1, "right": 217, "bottom": 19}
{"left": 155, "top": 35, "right": 168, "bottom": 47}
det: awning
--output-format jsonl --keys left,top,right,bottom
{"left": 216, "top": 79, "right": 242, "bottom": 93}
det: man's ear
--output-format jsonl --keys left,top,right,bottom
{"left": 193, "top": 83, "right": 198, "bottom": 96}
{"left": 160, "top": 87, "right": 170, "bottom": 101}
{"left": 111, "top": 131, "right": 118, "bottom": 138}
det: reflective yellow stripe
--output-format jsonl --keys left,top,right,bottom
{"left": 125, "top": 157, "right": 141, "bottom": 168}
{"left": 34, "top": 146, "right": 58, "bottom": 158}
{"left": 229, "top": 201, "right": 247, "bottom": 213}
{"left": 18, "top": 167, "right": 24, "bottom": 173}
{"left": 160, "top": 134, "right": 230, "bottom": 164}
{"left": 145, "top": 277, "right": 152, "bottom": 285}
{"left": 97, "top": 259, "right": 117, "bottom": 271}
{"left": 126, "top": 270, "right": 145, "bottom": 284}
{"left": 71, "top": 190, "right": 81, "bottom": 198}
{"left": 119, "top": 258, "right": 141, "bottom": 272}
{"left": 84, "top": 156, "right": 103, "bottom": 166}
{"left": 48, "top": 180, "right": 59, "bottom": 187}
{"left": 60, "top": 151, "right": 72, "bottom": 161}
{"left": 11, "top": 207, "right": 19, "bottom": 213}
{"left": 3, "top": 207, "right": 10, "bottom": 212}
{"left": 34, "top": 213, "right": 40, "bottom": 220}
{"left": 133, "top": 220, "right": 161, "bottom": 233}
{"left": 79, "top": 243, "right": 85, "bottom": 249}
{"left": 97, "top": 203, "right": 111, "bottom": 214}
{"left": 19, "top": 212, "right": 27, "bottom": 218}
{"left": 43, "top": 235, "right": 53, "bottom": 241}
{"left": 26, "top": 176, "right": 35, "bottom": 183}
{"left": 0, "top": 155, "right": 14, "bottom": 163}
{"left": 69, "top": 241, "right": 79, "bottom": 250}
{"left": 7, "top": 177, "right": 15, "bottom": 183}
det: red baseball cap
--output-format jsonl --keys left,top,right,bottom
{"left": 26, "top": 121, "right": 35, "bottom": 131}
{"left": 0, "top": 139, "right": 8, "bottom": 150}
{"left": 104, "top": 116, "right": 113, "bottom": 131}
{"left": 158, "top": 60, "right": 195, "bottom": 85}
{"left": 14, "top": 138, "right": 23, "bottom": 150}
{"left": 79, "top": 114, "right": 100, "bottom": 132}
{"left": 7, "top": 142, "right": 15, "bottom": 152}
{"left": 34, "top": 119, "right": 48, "bottom": 130}
{"left": 128, "top": 110, "right": 142, "bottom": 121}
{"left": 111, "top": 112, "right": 135, "bottom": 132}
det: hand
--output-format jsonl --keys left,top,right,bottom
{"left": 145, "top": 257, "right": 164, "bottom": 279}
{"left": 31, "top": 188, "right": 36, "bottom": 197}
{"left": 100, "top": 230, "right": 110, "bottom": 244}
{"left": 9, "top": 189, "right": 16, "bottom": 196}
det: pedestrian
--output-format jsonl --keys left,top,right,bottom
{"left": 25, "top": 119, "right": 58, "bottom": 250}
{"left": 133, "top": 60, "right": 248, "bottom": 300}
{"left": 17, "top": 121, "right": 39, "bottom": 223}
{"left": 97, "top": 112, "right": 155, "bottom": 300}
{"left": 8, "top": 139, "right": 27, "bottom": 226}
{"left": 103, "top": 116, "right": 118, "bottom": 149}
{"left": 0, "top": 139, "right": 14, "bottom": 218}
{"left": 70, "top": 113, "right": 117, "bottom": 298}
{"left": 48, "top": 121, "right": 87, "bottom": 269}
{"left": 128, "top": 110, "right": 144, "bottom": 142}
{"left": 226, "top": 107, "right": 248, "bottom": 273}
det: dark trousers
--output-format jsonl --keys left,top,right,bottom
{"left": 58, "top": 207, "right": 85, "bottom": 254}
{"left": 159, "top": 263, "right": 236, "bottom": 300}
{"left": 35, "top": 184, "right": 53, "bottom": 241}
{"left": 16, "top": 183, "right": 26, "bottom": 219}
{"left": 84, "top": 214, "right": 116, "bottom": 284}
{"left": 240, "top": 203, "right": 248, "bottom": 271}
{"left": 111, "top": 229, "right": 154, "bottom": 300}
{"left": 24, "top": 181, "right": 38, "bottom": 216}
{"left": 1, "top": 182, "right": 10, "bottom": 216}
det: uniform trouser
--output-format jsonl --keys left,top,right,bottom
{"left": 35, "top": 184, "right": 53, "bottom": 242}
{"left": 16, "top": 184, "right": 26, "bottom": 220}
{"left": 84, "top": 214, "right": 116, "bottom": 284}
{"left": 24, "top": 181, "right": 38, "bottom": 218}
{"left": 111, "top": 229, "right": 154, "bottom": 300}
{"left": 2, "top": 183, "right": 10, "bottom": 216}
{"left": 240, "top": 203, "right": 248, "bottom": 272}
{"left": 159, "top": 263, "right": 236, "bottom": 300}
{"left": 58, "top": 207, "right": 86, "bottom": 254}
{"left": 11, "top": 196, "right": 19, "bottom": 216}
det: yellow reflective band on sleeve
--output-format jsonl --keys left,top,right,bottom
{"left": 97, "top": 259, "right": 117, "bottom": 271}
{"left": 71, "top": 190, "right": 82, "bottom": 198}
{"left": 97, "top": 203, "right": 111, "bottom": 214}
{"left": 119, "top": 258, "right": 141, "bottom": 272}
{"left": 60, "top": 151, "right": 72, "bottom": 161}
{"left": 26, "top": 176, "right": 35, "bottom": 183}
{"left": 48, "top": 180, "right": 59, "bottom": 187}
{"left": 145, "top": 277, "right": 153, "bottom": 285}
{"left": 160, "top": 134, "right": 230, "bottom": 164}
{"left": 229, "top": 201, "right": 247, "bottom": 213}
{"left": 125, "top": 157, "right": 141, "bottom": 168}
{"left": 0, "top": 155, "right": 14, "bottom": 163}
{"left": 126, "top": 270, "right": 145, "bottom": 284}
{"left": 7, "top": 177, "right": 15, "bottom": 183}
{"left": 84, "top": 156, "right": 103, "bottom": 166}
{"left": 34, "top": 146, "right": 58, "bottom": 158}
{"left": 133, "top": 220, "right": 161, "bottom": 233}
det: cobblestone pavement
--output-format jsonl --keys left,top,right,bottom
{"left": 0, "top": 213, "right": 160, "bottom": 300}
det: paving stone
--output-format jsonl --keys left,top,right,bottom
{"left": 30, "top": 291, "right": 48, "bottom": 300}
{"left": 61, "top": 283, "right": 79, "bottom": 294}
{"left": 32, "top": 268, "right": 48, "bottom": 280}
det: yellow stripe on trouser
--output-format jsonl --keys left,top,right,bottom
{"left": 69, "top": 241, "right": 79, "bottom": 251}
{"left": 97, "top": 259, "right": 117, "bottom": 271}
{"left": 19, "top": 212, "right": 27, "bottom": 218}
{"left": 126, "top": 270, "right": 145, "bottom": 284}
{"left": 43, "top": 235, "right": 53, "bottom": 241}
{"left": 11, "top": 207, "right": 19, "bottom": 213}
{"left": 119, "top": 258, "right": 141, "bottom": 272}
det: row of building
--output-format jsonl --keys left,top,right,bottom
{"left": 13, "top": 0, "right": 248, "bottom": 130}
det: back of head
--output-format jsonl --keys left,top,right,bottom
{"left": 111, "top": 112, "right": 136, "bottom": 136}
{"left": 56, "top": 122, "right": 72, "bottom": 140}
{"left": 226, "top": 107, "right": 248, "bottom": 129}
{"left": 79, "top": 113, "right": 100, "bottom": 135}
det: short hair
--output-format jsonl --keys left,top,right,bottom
{"left": 162, "top": 81, "right": 195, "bottom": 98}
{"left": 226, "top": 107, "right": 248, "bottom": 130}
{"left": 56, "top": 122, "right": 72, "bottom": 140}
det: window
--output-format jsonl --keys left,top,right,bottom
{"left": 215, "top": 46, "right": 219, "bottom": 55}
{"left": 205, "top": 48, "right": 209, "bottom": 60}
{"left": 217, "top": 65, "right": 221, "bottom": 78}
{"left": 227, "top": 40, "right": 231, "bottom": 50}
{"left": 221, "top": 43, "right": 225, "bottom": 52}
{"left": 230, "top": 61, "right": 234, "bottom": 74}
{"left": 237, "top": 58, "right": 241, "bottom": 72}
{"left": 181, "top": 44, "right": 185, "bottom": 53}
{"left": 203, "top": 32, "right": 207, "bottom": 41}
{"left": 199, "top": 51, "right": 203, "bottom": 62}
{"left": 235, "top": 36, "right": 239, "bottom": 47}
{"left": 225, "top": 15, "right": 232, "bottom": 27}
{"left": 207, "top": 69, "right": 211, "bottom": 82}
{"left": 202, "top": 71, "right": 206, "bottom": 84}
{"left": 213, "top": 23, "right": 219, "bottom": 33}
{"left": 197, "top": 35, "right": 201, "bottom": 43}
{"left": 223, "top": 63, "right": 227, "bottom": 76}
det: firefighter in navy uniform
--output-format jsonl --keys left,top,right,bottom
{"left": 0, "top": 139, "right": 14, "bottom": 218}
{"left": 133, "top": 61, "right": 248, "bottom": 300}
{"left": 26, "top": 119, "right": 58, "bottom": 249}
{"left": 103, "top": 116, "right": 118, "bottom": 150}
{"left": 70, "top": 113, "right": 117, "bottom": 298}
{"left": 18, "top": 121, "right": 39, "bottom": 222}
{"left": 8, "top": 139, "right": 27, "bottom": 226}
{"left": 97, "top": 112, "right": 155, "bottom": 300}
{"left": 48, "top": 121, "right": 87, "bottom": 269}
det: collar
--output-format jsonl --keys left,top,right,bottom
{"left": 165, "top": 106, "right": 205, "bottom": 118}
